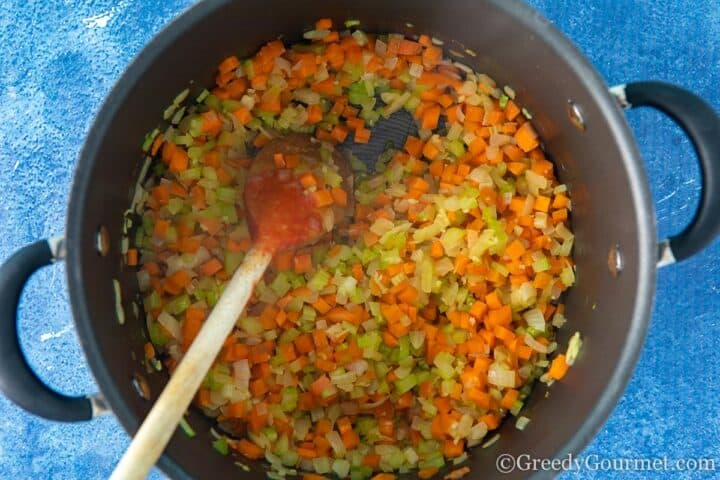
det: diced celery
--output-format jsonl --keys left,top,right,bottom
{"left": 194, "top": 88, "right": 210, "bottom": 103}
{"left": 499, "top": 94, "right": 509, "bottom": 108}
{"left": 348, "top": 82, "right": 372, "bottom": 106}
{"left": 270, "top": 272, "right": 292, "bottom": 297}
{"left": 447, "top": 139, "right": 466, "bottom": 158}
{"left": 420, "top": 255, "right": 434, "bottom": 294}
{"left": 167, "top": 197, "right": 184, "bottom": 215}
{"left": 148, "top": 321, "right": 169, "bottom": 346}
{"left": 179, "top": 166, "right": 202, "bottom": 181}
{"left": 179, "top": 418, "right": 196, "bottom": 438}
{"left": 204, "top": 93, "right": 221, "bottom": 111}
{"left": 280, "top": 386, "right": 298, "bottom": 412}
{"left": 491, "top": 262, "right": 509, "bottom": 277}
{"left": 224, "top": 251, "right": 244, "bottom": 275}
{"left": 533, "top": 256, "right": 550, "bottom": 272}
{"left": 333, "top": 459, "right": 351, "bottom": 478}
{"left": 380, "top": 248, "right": 402, "bottom": 268}
{"left": 360, "top": 107, "right": 380, "bottom": 126}
{"left": 212, "top": 436, "right": 229, "bottom": 455}
{"left": 216, "top": 187, "right": 237, "bottom": 204}
{"left": 262, "top": 426, "right": 278, "bottom": 444}
{"left": 238, "top": 316, "right": 263, "bottom": 335}
{"left": 308, "top": 269, "right": 330, "bottom": 291}
{"left": 561, "top": 266, "right": 575, "bottom": 286}
{"left": 394, "top": 373, "right": 418, "bottom": 394}
{"left": 404, "top": 94, "right": 421, "bottom": 113}
{"left": 419, "top": 451, "right": 446, "bottom": 469}
{"left": 301, "top": 305, "right": 317, "bottom": 323}
{"left": 440, "top": 227, "right": 465, "bottom": 257}
{"left": 433, "top": 351, "right": 455, "bottom": 380}
{"left": 312, "top": 457, "right": 332, "bottom": 474}
{"left": 142, "top": 128, "right": 159, "bottom": 152}
{"left": 164, "top": 226, "right": 178, "bottom": 244}
{"left": 165, "top": 294, "right": 191, "bottom": 315}
{"left": 350, "top": 466, "right": 373, "bottom": 480}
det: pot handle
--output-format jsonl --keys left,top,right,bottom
{"left": 611, "top": 81, "right": 720, "bottom": 266}
{"left": 0, "top": 237, "right": 100, "bottom": 421}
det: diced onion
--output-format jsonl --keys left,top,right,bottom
{"left": 157, "top": 311, "right": 181, "bottom": 340}
{"left": 488, "top": 362, "right": 516, "bottom": 387}
{"left": 523, "top": 308, "right": 545, "bottom": 331}
{"left": 524, "top": 333, "right": 548, "bottom": 353}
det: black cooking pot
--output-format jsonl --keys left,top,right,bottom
{"left": 1, "top": 1, "right": 718, "bottom": 479}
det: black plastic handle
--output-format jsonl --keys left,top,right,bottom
{"left": 0, "top": 239, "right": 93, "bottom": 421}
{"left": 620, "top": 81, "right": 720, "bottom": 263}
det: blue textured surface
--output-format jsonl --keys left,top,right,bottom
{"left": 0, "top": 1, "right": 718, "bottom": 478}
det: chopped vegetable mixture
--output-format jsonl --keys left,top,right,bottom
{"left": 133, "top": 17, "right": 577, "bottom": 479}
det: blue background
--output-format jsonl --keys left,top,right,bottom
{"left": 0, "top": 1, "right": 717, "bottom": 478}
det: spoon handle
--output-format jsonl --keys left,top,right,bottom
{"left": 110, "top": 248, "right": 272, "bottom": 480}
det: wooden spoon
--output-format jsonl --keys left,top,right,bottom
{"left": 110, "top": 134, "right": 351, "bottom": 480}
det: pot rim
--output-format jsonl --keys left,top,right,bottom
{"left": 66, "top": 0, "right": 656, "bottom": 478}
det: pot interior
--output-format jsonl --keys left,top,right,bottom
{"left": 68, "top": 1, "right": 655, "bottom": 478}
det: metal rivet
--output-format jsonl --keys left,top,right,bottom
{"left": 608, "top": 244, "right": 623, "bottom": 277}
{"left": 131, "top": 373, "right": 151, "bottom": 400}
{"left": 96, "top": 226, "right": 110, "bottom": 257}
{"left": 566, "top": 100, "right": 585, "bottom": 132}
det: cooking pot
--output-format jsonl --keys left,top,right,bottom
{"left": 1, "top": 0, "right": 718, "bottom": 478}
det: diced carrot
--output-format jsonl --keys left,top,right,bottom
{"left": 233, "top": 107, "right": 252, "bottom": 125}
{"left": 293, "top": 253, "right": 313, "bottom": 273}
{"left": 500, "top": 388, "right": 520, "bottom": 409}
{"left": 295, "top": 333, "right": 315, "bottom": 354}
{"left": 201, "top": 110, "right": 224, "bottom": 136}
{"left": 515, "top": 121, "right": 540, "bottom": 152}
{"left": 168, "top": 146, "right": 189, "bottom": 173}
{"left": 225, "top": 400, "right": 246, "bottom": 418}
{"left": 487, "top": 305, "right": 512, "bottom": 327}
{"left": 363, "top": 454, "right": 381, "bottom": 468}
{"left": 273, "top": 249, "right": 295, "bottom": 271}
{"left": 403, "top": 136, "right": 424, "bottom": 159}
{"left": 341, "top": 429, "right": 360, "bottom": 449}
{"left": 465, "top": 105, "right": 484, "bottom": 123}
{"left": 143, "top": 341, "right": 155, "bottom": 360}
{"left": 303, "top": 474, "right": 326, "bottom": 480}
{"left": 313, "top": 189, "right": 334, "bottom": 207}
{"left": 253, "top": 132, "right": 271, "bottom": 147}
{"left": 330, "top": 124, "right": 349, "bottom": 143}
{"left": 505, "top": 99, "right": 521, "bottom": 121}
{"left": 315, "top": 18, "right": 332, "bottom": 30}
{"left": 419, "top": 468, "right": 439, "bottom": 479}
{"left": 505, "top": 239, "right": 526, "bottom": 260}
{"left": 429, "top": 239, "right": 444, "bottom": 258}
{"left": 534, "top": 195, "right": 551, "bottom": 212}
{"left": 485, "top": 291, "right": 502, "bottom": 309}
{"left": 443, "top": 439, "right": 465, "bottom": 458}
{"left": 548, "top": 354, "right": 570, "bottom": 380}
{"left": 354, "top": 127, "right": 371, "bottom": 144}
{"left": 331, "top": 187, "right": 348, "bottom": 206}
{"left": 126, "top": 248, "right": 138, "bottom": 266}
{"left": 150, "top": 133, "right": 164, "bottom": 156}
{"left": 199, "top": 258, "right": 223, "bottom": 276}
{"left": 236, "top": 439, "right": 264, "bottom": 460}
{"left": 306, "top": 104, "right": 323, "bottom": 124}
{"left": 166, "top": 269, "right": 191, "bottom": 291}
{"left": 299, "top": 172, "right": 318, "bottom": 188}
{"left": 507, "top": 161, "right": 527, "bottom": 176}
{"left": 218, "top": 55, "right": 240, "bottom": 74}
{"left": 310, "top": 374, "right": 333, "bottom": 397}
{"left": 421, "top": 105, "right": 441, "bottom": 130}
{"left": 371, "top": 474, "right": 397, "bottom": 480}
{"left": 422, "top": 140, "right": 440, "bottom": 160}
